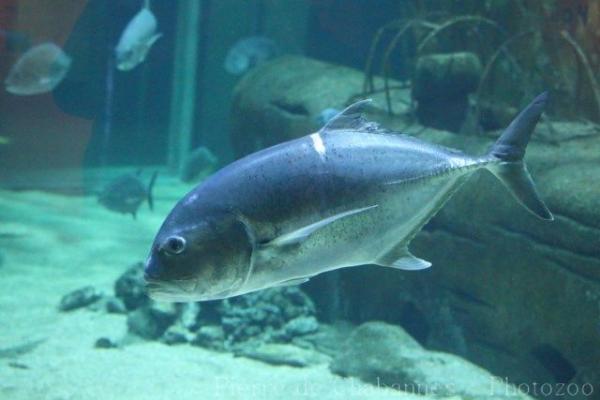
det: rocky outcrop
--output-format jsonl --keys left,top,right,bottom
{"left": 68, "top": 262, "right": 323, "bottom": 358}
{"left": 230, "top": 56, "right": 600, "bottom": 393}
{"left": 413, "top": 52, "right": 482, "bottom": 131}
{"left": 331, "top": 322, "right": 532, "bottom": 399}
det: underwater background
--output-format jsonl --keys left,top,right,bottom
{"left": 1, "top": 1, "right": 599, "bottom": 399}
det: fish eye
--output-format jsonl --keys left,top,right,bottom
{"left": 163, "top": 236, "right": 186, "bottom": 255}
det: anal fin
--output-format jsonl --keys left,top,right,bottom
{"left": 376, "top": 246, "right": 431, "bottom": 271}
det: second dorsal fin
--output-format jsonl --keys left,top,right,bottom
{"left": 319, "top": 99, "right": 384, "bottom": 134}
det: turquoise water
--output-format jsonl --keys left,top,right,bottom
{"left": 1, "top": 1, "right": 599, "bottom": 399}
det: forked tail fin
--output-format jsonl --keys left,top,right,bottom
{"left": 485, "top": 92, "right": 553, "bottom": 220}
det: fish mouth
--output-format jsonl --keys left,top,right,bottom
{"left": 145, "top": 277, "right": 199, "bottom": 300}
{"left": 145, "top": 278, "right": 236, "bottom": 302}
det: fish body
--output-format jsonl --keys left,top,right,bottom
{"left": 224, "top": 36, "right": 278, "bottom": 75}
{"left": 145, "top": 95, "right": 552, "bottom": 302}
{"left": 115, "top": 3, "right": 162, "bottom": 71}
{"left": 98, "top": 171, "right": 157, "bottom": 218}
{"left": 4, "top": 42, "right": 71, "bottom": 95}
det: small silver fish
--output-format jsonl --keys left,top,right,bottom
{"left": 115, "top": 0, "right": 162, "bottom": 71}
{"left": 224, "top": 36, "right": 278, "bottom": 75}
{"left": 98, "top": 171, "right": 158, "bottom": 219}
{"left": 4, "top": 42, "right": 71, "bottom": 95}
{"left": 145, "top": 94, "right": 552, "bottom": 302}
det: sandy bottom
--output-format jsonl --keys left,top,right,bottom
{"left": 0, "top": 172, "right": 426, "bottom": 400}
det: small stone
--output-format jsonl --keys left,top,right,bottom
{"left": 413, "top": 52, "right": 482, "bottom": 101}
{"left": 59, "top": 286, "right": 102, "bottom": 311}
{"left": 236, "top": 343, "right": 330, "bottom": 367}
{"left": 284, "top": 316, "right": 319, "bottom": 337}
{"left": 114, "top": 262, "right": 148, "bottom": 311}
{"left": 178, "top": 302, "right": 201, "bottom": 331}
{"left": 94, "top": 337, "right": 118, "bottom": 349}
{"left": 127, "top": 302, "right": 177, "bottom": 340}
{"left": 105, "top": 297, "right": 127, "bottom": 314}
{"left": 162, "top": 325, "right": 193, "bottom": 345}
{"left": 192, "top": 325, "right": 225, "bottom": 350}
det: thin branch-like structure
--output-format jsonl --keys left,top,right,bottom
{"left": 475, "top": 31, "right": 533, "bottom": 125}
{"left": 381, "top": 20, "right": 429, "bottom": 114}
{"left": 362, "top": 19, "right": 408, "bottom": 95}
{"left": 559, "top": 30, "right": 600, "bottom": 121}
{"left": 416, "top": 15, "right": 507, "bottom": 55}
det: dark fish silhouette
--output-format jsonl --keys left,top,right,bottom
{"left": 98, "top": 171, "right": 157, "bottom": 218}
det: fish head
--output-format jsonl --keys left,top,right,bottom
{"left": 115, "top": 45, "right": 141, "bottom": 71}
{"left": 115, "top": 8, "right": 160, "bottom": 71}
{"left": 144, "top": 211, "right": 253, "bottom": 302}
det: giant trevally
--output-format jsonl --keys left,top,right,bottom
{"left": 145, "top": 94, "right": 552, "bottom": 302}
{"left": 115, "top": 0, "right": 162, "bottom": 71}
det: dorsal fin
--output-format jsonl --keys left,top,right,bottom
{"left": 319, "top": 99, "right": 383, "bottom": 134}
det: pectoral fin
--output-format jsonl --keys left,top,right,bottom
{"left": 147, "top": 33, "right": 163, "bottom": 48}
{"left": 275, "top": 277, "right": 310, "bottom": 287}
{"left": 262, "top": 204, "right": 378, "bottom": 249}
{"left": 376, "top": 246, "right": 431, "bottom": 270}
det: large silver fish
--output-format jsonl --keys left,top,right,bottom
{"left": 145, "top": 94, "right": 552, "bottom": 302}
{"left": 115, "top": 0, "right": 162, "bottom": 71}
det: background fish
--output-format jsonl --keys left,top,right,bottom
{"left": 115, "top": 0, "right": 162, "bottom": 71}
{"left": 98, "top": 171, "right": 158, "bottom": 218}
{"left": 180, "top": 146, "right": 218, "bottom": 183}
{"left": 224, "top": 36, "right": 279, "bottom": 75}
{"left": 4, "top": 42, "right": 71, "bottom": 95}
{"left": 144, "top": 94, "right": 552, "bottom": 302}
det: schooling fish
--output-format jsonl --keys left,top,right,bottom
{"left": 224, "top": 36, "right": 278, "bottom": 75}
{"left": 98, "top": 171, "right": 157, "bottom": 219}
{"left": 115, "top": 0, "right": 162, "bottom": 71}
{"left": 4, "top": 42, "right": 71, "bottom": 95}
{"left": 144, "top": 94, "right": 552, "bottom": 302}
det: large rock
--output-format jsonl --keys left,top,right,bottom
{"left": 331, "top": 322, "right": 531, "bottom": 399}
{"left": 230, "top": 56, "right": 600, "bottom": 394}
{"left": 413, "top": 52, "right": 482, "bottom": 131}
{"left": 114, "top": 262, "right": 148, "bottom": 311}
{"left": 231, "top": 55, "right": 411, "bottom": 157}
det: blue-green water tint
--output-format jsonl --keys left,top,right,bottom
{"left": 0, "top": 1, "right": 599, "bottom": 399}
